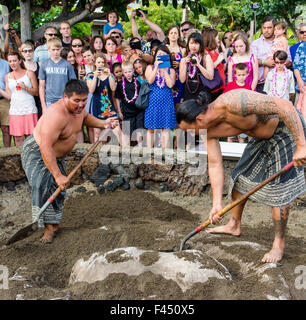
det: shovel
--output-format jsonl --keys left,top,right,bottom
{"left": 178, "top": 161, "right": 294, "bottom": 251}
{"left": 6, "top": 128, "right": 112, "bottom": 245}
{"left": 159, "top": 161, "right": 294, "bottom": 252}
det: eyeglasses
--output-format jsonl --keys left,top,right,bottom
{"left": 46, "top": 33, "right": 57, "bottom": 36}
{"left": 112, "top": 35, "right": 121, "bottom": 39}
{"left": 275, "top": 60, "right": 286, "bottom": 65}
{"left": 22, "top": 49, "right": 33, "bottom": 53}
{"left": 72, "top": 44, "right": 83, "bottom": 47}
{"left": 299, "top": 31, "right": 306, "bottom": 34}
{"left": 181, "top": 28, "right": 190, "bottom": 32}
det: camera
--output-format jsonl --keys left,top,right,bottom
{"left": 136, "top": 9, "right": 148, "bottom": 17}
{"left": 250, "top": 2, "right": 260, "bottom": 10}
{"left": 190, "top": 54, "right": 197, "bottom": 65}
{"left": 98, "top": 68, "right": 104, "bottom": 72}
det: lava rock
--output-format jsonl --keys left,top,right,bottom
{"left": 158, "top": 183, "right": 169, "bottom": 192}
{"left": 90, "top": 164, "right": 111, "bottom": 187}
{"left": 4, "top": 181, "right": 16, "bottom": 191}
{"left": 121, "top": 182, "right": 130, "bottom": 190}
{"left": 104, "top": 179, "right": 117, "bottom": 192}
{"left": 135, "top": 178, "right": 145, "bottom": 189}
{"left": 75, "top": 186, "right": 87, "bottom": 193}
{"left": 112, "top": 175, "right": 124, "bottom": 188}
{"left": 98, "top": 185, "right": 105, "bottom": 194}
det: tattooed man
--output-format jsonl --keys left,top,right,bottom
{"left": 177, "top": 89, "right": 306, "bottom": 263}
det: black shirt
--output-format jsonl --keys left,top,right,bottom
{"left": 115, "top": 77, "right": 141, "bottom": 118}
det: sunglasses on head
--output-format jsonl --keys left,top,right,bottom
{"left": 111, "top": 35, "right": 121, "bottom": 39}
{"left": 181, "top": 28, "right": 190, "bottom": 32}
{"left": 299, "top": 31, "right": 306, "bottom": 34}
{"left": 72, "top": 44, "right": 83, "bottom": 47}
{"left": 22, "top": 49, "right": 33, "bottom": 53}
{"left": 46, "top": 33, "right": 57, "bottom": 36}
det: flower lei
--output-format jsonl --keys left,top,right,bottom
{"left": 156, "top": 68, "right": 166, "bottom": 88}
{"left": 122, "top": 75, "right": 138, "bottom": 103}
{"left": 188, "top": 53, "right": 200, "bottom": 79}
{"left": 272, "top": 66, "right": 288, "bottom": 98}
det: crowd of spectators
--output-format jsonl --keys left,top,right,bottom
{"left": 0, "top": 11, "right": 305, "bottom": 149}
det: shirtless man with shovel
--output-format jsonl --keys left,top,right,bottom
{"left": 177, "top": 90, "right": 306, "bottom": 263}
{"left": 21, "top": 80, "right": 118, "bottom": 244}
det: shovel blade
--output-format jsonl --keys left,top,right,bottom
{"left": 6, "top": 222, "right": 38, "bottom": 245}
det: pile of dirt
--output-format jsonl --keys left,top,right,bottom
{"left": 0, "top": 185, "right": 305, "bottom": 300}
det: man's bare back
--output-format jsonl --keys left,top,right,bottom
{"left": 33, "top": 98, "right": 86, "bottom": 158}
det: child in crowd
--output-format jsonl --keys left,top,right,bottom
{"left": 38, "top": 37, "right": 76, "bottom": 113}
{"left": 87, "top": 52, "right": 122, "bottom": 144}
{"left": 224, "top": 63, "right": 252, "bottom": 143}
{"left": 227, "top": 32, "right": 258, "bottom": 91}
{"left": 103, "top": 11, "right": 124, "bottom": 38}
{"left": 112, "top": 62, "right": 123, "bottom": 82}
{"left": 263, "top": 21, "right": 288, "bottom": 79}
{"left": 114, "top": 62, "right": 144, "bottom": 146}
{"left": 263, "top": 50, "right": 295, "bottom": 101}
{"left": 133, "top": 59, "right": 147, "bottom": 85}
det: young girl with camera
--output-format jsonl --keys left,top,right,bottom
{"left": 87, "top": 52, "right": 122, "bottom": 143}
{"left": 179, "top": 32, "right": 214, "bottom": 101}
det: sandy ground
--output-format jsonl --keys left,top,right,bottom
{"left": 0, "top": 181, "right": 305, "bottom": 300}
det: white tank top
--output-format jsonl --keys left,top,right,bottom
{"left": 8, "top": 71, "right": 37, "bottom": 116}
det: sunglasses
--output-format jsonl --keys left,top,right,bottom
{"left": 22, "top": 49, "right": 33, "bottom": 53}
{"left": 299, "top": 31, "right": 306, "bottom": 34}
{"left": 181, "top": 28, "right": 190, "bottom": 32}
{"left": 72, "top": 44, "right": 83, "bottom": 47}
{"left": 46, "top": 33, "right": 57, "bottom": 36}
{"left": 112, "top": 35, "right": 121, "bottom": 39}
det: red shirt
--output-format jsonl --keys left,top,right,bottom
{"left": 205, "top": 49, "right": 225, "bottom": 92}
{"left": 224, "top": 81, "right": 252, "bottom": 93}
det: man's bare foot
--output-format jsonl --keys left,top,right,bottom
{"left": 261, "top": 238, "right": 284, "bottom": 263}
{"left": 40, "top": 224, "right": 58, "bottom": 244}
{"left": 206, "top": 217, "right": 241, "bottom": 236}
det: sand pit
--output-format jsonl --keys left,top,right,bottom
{"left": 0, "top": 182, "right": 305, "bottom": 300}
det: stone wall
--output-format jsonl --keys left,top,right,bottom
{"left": 0, "top": 144, "right": 304, "bottom": 197}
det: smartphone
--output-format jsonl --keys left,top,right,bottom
{"left": 157, "top": 55, "right": 171, "bottom": 69}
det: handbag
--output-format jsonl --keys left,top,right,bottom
{"left": 200, "top": 68, "right": 223, "bottom": 91}
{"left": 135, "top": 81, "right": 151, "bottom": 110}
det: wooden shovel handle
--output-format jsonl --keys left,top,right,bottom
{"left": 197, "top": 161, "right": 294, "bottom": 231}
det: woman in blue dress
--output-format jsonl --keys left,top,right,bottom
{"left": 87, "top": 52, "right": 122, "bottom": 144}
{"left": 144, "top": 44, "right": 177, "bottom": 148}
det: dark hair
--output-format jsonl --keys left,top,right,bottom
{"left": 262, "top": 16, "right": 276, "bottom": 26}
{"left": 107, "top": 11, "right": 119, "bottom": 23}
{"left": 274, "top": 21, "right": 287, "bottom": 36}
{"left": 273, "top": 50, "right": 287, "bottom": 61}
{"left": 60, "top": 47, "right": 70, "bottom": 59}
{"left": 133, "top": 59, "right": 148, "bottom": 75}
{"left": 202, "top": 28, "right": 218, "bottom": 51}
{"left": 104, "top": 37, "right": 117, "bottom": 53}
{"left": 177, "top": 92, "right": 210, "bottom": 124}
{"left": 150, "top": 39, "right": 162, "bottom": 50}
{"left": 153, "top": 44, "right": 173, "bottom": 68}
{"left": 112, "top": 62, "right": 122, "bottom": 71}
{"left": 165, "top": 25, "right": 186, "bottom": 48}
{"left": 64, "top": 79, "right": 89, "bottom": 98}
{"left": 81, "top": 45, "right": 94, "bottom": 55}
{"left": 71, "top": 37, "right": 85, "bottom": 48}
{"left": 90, "top": 35, "right": 104, "bottom": 53}
{"left": 234, "top": 62, "right": 248, "bottom": 73}
{"left": 181, "top": 21, "right": 194, "bottom": 29}
{"left": 187, "top": 32, "right": 204, "bottom": 55}
{"left": 7, "top": 51, "right": 26, "bottom": 70}
{"left": 45, "top": 26, "right": 57, "bottom": 34}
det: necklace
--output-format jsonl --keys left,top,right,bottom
{"left": 156, "top": 68, "right": 166, "bottom": 88}
{"left": 188, "top": 53, "right": 200, "bottom": 79}
{"left": 272, "top": 66, "right": 288, "bottom": 98}
{"left": 122, "top": 75, "right": 138, "bottom": 103}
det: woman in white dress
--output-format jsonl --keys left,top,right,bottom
{"left": 0, "top": 51, "right": 38, "bottom": 146}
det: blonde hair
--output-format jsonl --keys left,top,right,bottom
{"left": 21, "top": 41, "right": 35, "bottom": 51}
{"left": 93, "top": 52, "right": 109, "bottom": 71}
{"left": 121, "top": 40, "right": 130, "bottom": 52}
{"left": 47, "top": 37, "right": 62, "bottom": 49}
{"left": 121, "top": 61, "right": 133, "bottom": 70}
